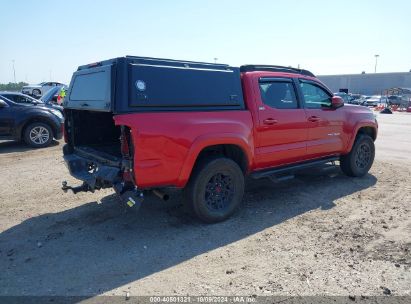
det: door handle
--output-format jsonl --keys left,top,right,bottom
{"left": 308, "top": 116, "right": 320, "bottom": 122}
{"left": 263, "top": 118, "right": 278, "bottom": 125}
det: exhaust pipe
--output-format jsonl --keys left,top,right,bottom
{"left": 152, "top": 189, "right": 169, "bottom": 201}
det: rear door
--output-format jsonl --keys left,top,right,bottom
{"left": 255, "top": 77, "right": 308, "bottom": 168}
{"left": 65, "top": 64, "right": 113, "bottom": 112}
{"left": 298, "top": 79, "right": 344, "bottom": 158}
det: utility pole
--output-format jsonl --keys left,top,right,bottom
{"left": 374, "top": 54, "right": 380, "bottom": 73}
{"left": 12, "top": 60, "right": 16, "bottom": 83}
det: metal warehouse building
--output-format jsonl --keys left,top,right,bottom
{"left": 318, "top": 72, "right": 411, "bottom": 95}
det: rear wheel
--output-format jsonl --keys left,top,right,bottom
{"left": 24, "top": 122, "right": 53, "bottom": 148}
{"left": 184, "top": 157, "right": 244, "bottom": 223}
{"left": 340, "top": 134, "right": 375, "bottom": 177}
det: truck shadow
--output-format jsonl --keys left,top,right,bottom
{"left": 0, "top": 167, "right": 377, "bottom": 298}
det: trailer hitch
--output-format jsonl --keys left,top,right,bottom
{"left": 62, "top": 181, "right": 93, "bottom": 194}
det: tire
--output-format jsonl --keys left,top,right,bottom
{"left": 184, "top": 157, "right": 245, "bottom": 223}
{"left": 23, "top": 122, "right": 53, "bottom": 148}
{"left": 340, "top": 134, "right": 375, "bottom": 177}
{"left": 32, "top": 89, "right": 41, "bottom": 97}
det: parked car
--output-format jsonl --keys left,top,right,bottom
{"left": 21, "top": 82, "right": 67, "bottom": 98}
{"left": 45, "top": 86, "right": 67, "bottom": 104}
{"left": 334, "top": 92, "right": 351, "bottom": 103}
{"left": 62, "top": 56, "right": 377, "bottom": 223}
{"left": 387, "top": 95, "right": 403, "bottom": 106}
{"left": 348, "top": 94, "right": 364, "bottom": 104}
{"left": 0, "top": 91, "right": 64, "bottom": 114}
{"left": 360, "top": 95, "right": 387, "bottom": 107}
{"left": 350, "top": 94, "right": 362, "bottom": 101}
{"left": 0, "top": 95, "right": 63, "bottom": 148}
{"left": 39, "top": 88, "right": 65, "bottom": 113}
{"left": 357, "top": 96, "right": 372, "bottom": 106}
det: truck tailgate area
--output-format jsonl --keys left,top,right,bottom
{"left": 66, "top": 109, "right": 122, "bottom": 159}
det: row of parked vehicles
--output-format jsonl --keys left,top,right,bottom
{"left": 0, "top": 84, "right": 66, "bottom": 147}
{"left": 334, "top": 92, "right": 407, "bottom": 108}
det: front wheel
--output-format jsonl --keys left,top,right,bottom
{"left": 340, "top": 134, "right": 375, "bottom": 177}
{"left": 24, "top": 122, "right": 53, "bottom": 148}
{"left": 184, "top": 157, "right": 245, "bottom": 223}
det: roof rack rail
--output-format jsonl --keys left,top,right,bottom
{"left": 240, "top": 65, "right": 315, "bottom": 77}
{"left": 125, "top": 55, "right": 230, "bottom": 70}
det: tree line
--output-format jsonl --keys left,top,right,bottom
{"left": 0, "top": 82, "right": 29, "bottom": 92}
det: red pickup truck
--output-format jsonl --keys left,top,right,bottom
{"left": 62, "top": 56, "right": 377, "bottom": 222}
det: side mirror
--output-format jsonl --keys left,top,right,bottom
{"left": 0, "top": 100, "right": 8, "bottom": 108}
{"left": 331, "top": 96, "right": 344, "bottom": 109}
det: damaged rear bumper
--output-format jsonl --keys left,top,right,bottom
{"left": 62, "top": 144, "right": 122, "bottom": 192}
{"left": 62, "top": 145, "right": 144, "bottom": 209}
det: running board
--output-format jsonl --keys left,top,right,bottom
{"left": 250, "top": 156, "right": 339, "bottom": 180}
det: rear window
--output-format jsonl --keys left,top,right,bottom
{"left": 70, "top": 71, "right": 109, "bottom": 101}
{"left": 65, "top": 64, "right": 112, "bottom": 111}
{"left": 259, "top": 81, "right": 298, "bottom": 109}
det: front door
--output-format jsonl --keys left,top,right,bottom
{"left": 0, "top": 100, "right": 14, "bottom": 136}
{"left": 298, "top": 80, "right": 344, "bottom": 158}
{"left": 255, "top": 77, "right": 308, "bottom": 168}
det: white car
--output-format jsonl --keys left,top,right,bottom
{"left": 360, "top": 95, "right": 388, "bottom": 107}
{"left": 22, "top": 82, "right": 67, "bottom": 98}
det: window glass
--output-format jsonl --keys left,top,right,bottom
{"left": 8, "top": 95, "right": 34, "bottom": 104}
{"left": 70, "top": 71, "right": 109, "bottom": 101}
{"left": 1, "top": 94, "right": 17, "bottom": 102}
{"left": 300, "top": 82, "right": 331, "bottom": 108}
{"left": 21, "top": 96, "right": 35, "bottom": 103}
{"left": 259, "top": 81, "right": 298, "bottom": 109}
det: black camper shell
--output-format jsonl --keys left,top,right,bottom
{"left": 64, "top": 56, "right": 245, "bottom": 113}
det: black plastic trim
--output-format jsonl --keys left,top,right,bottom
{"left": 250, "top": 156, "right": 339, "bottom": 179}
{"left": 241, "top": 65, "right": 315, "bottom": 77}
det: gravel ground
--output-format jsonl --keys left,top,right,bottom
{"left": 0, "top": 112, "right": 410, "bottom": 298}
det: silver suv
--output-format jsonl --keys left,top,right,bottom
{"left": 22, "top": 82, "right": 67, "bottom": 98}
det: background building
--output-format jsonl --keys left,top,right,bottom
{"left": 318, "top": 72, "right": 411, "bottom": 95}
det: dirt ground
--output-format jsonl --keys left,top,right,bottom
{"left": 0, "top": 112, "right": 410, "bottom": 298}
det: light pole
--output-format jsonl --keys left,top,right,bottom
{"left": 12, "top": 60, "right": 16, "bottom": 83}
{"left": 374, "top": 54, "right": 379, "bottom": 73}
{"left": 214, "top": 57, "right": 218, "bottom": 64}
